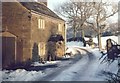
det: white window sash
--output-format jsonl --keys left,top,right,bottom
{"left": 38, "top": 19, "right": 40, "bottom": 29}
{"left": 58, "top": 24, "right": 62, "bottom": 32}
{"left": 43, "top": 20, "right": 45, "bottom": 29}
{"left": 38, "top": 19, "right": 45, "bottom": 29}
{"left": 41, "top": 19, "right": 43, "bottom": 29}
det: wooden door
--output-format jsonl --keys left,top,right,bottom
{"left": 2, "top": 37, "right": 16, "bottom": 68}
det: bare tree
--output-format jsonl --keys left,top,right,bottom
{"left": 54, "top": 1, "right": 93, "bottom": 38}
{"left": 86, "top": 1, "right": 118, "bottom": 50}
{"left": 73, "top": 2, "right": 94, "bottom": 38}
{"left": 55, "top": 1, "right": 118, "bottom": 50}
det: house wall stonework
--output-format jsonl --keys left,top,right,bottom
{"left": 2, "top": 2, "right": 32, "bottom": 64}
{"left": 2, "top": 2, "right": 66, "bottom": 68}
{"left": 31, "top": 12, "right": 65, "bottom": 59}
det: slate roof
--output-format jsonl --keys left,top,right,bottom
{"left": 20, "top": 2, "right": 64, "bottom": 21}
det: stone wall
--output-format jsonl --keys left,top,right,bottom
{"left": 31, "top": 12, "right": 65, "bottom": 60}
{"left": 2, "top": 2, "right": 32, "bottom": 64}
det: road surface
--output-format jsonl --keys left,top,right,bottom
{"left": 37, "top": 48, "right": 118, "bottom": 81}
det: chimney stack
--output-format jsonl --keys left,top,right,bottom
{"left": 38, "top": 0, "right": 47, "bottom": 6}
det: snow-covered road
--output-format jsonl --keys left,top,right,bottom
{"left": 38, "top": 48, "right": 118, "bottom": 81}
{"left": 1, "top": 47, "right": 118, "bottom": 81}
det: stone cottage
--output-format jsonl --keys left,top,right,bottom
{"left": 1, "top": 1, "right": 66, "bottom": 68}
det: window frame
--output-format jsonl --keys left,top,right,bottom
{"left": 38, "top": 19, "right": 45, "bottom": 29}
{"left": 58, "top": 23, "right": 62, "bottom": 32}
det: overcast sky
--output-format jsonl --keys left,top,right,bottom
{"left": 47, "top": 0, "right": 119, "bottom": 23}
{"left": 47, "top": 0, "right": 119, "bottom": 10}
{"left": 48, "top": 0, "right": 69, "bottom": 11}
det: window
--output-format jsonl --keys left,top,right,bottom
{"left": 38, "top": 42, "right": 46, "bottom": 56}
{"left": 58, "top": 23, "right": 62, "bottom": 32}
{"left": 38, "top": 19, "right": 45, "bottom": 29}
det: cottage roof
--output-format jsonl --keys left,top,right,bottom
{"left": 20, "top": 2, "right": 64, "bottom": 21}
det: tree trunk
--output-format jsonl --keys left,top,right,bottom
{"left": 98, "top": 33, "right": 102, "bottom": 50}
{"left": 73, "top": 27, "right": 76, "bottom": 38}
{"left": 97, "top": 26, "right": 102, "bottom": 51}
{"left": 81, "top": 29, "right": 85, "bottom": 38}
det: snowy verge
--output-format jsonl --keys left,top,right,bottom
{"left": 66, "top": 41, "right": 84, "bottom": 47}
{"left": 1, "top": 69, "right": 44, "bottom": 81}
{"left": 31, "top": 61, "right": 61, "bottom": 66}
{"left": 1, "top": 61, "right": 61, "bottom": 81}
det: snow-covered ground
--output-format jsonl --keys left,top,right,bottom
{"left": 1, "top": 48, "right": 87, "bottom": 81}
{"left": 66, "top": 41, "right": 84, "bottom": 48}
{"left": 2, "top": 69, "right": 44, "bottom": 81}
{"left": 1, "top": 36, "right": 119, "bottom": 81}
{"left": 1, "top": 48, "right": 118, "bottom": 81}
{"left": 1, "top": 61, "right": 61, "bottom": 81}
{"left": 51, "top": 48, "right": 118, "bottom": 81}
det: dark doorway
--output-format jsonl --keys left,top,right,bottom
{"left": 2, "top": 37, "right": 16, "bottom": 68}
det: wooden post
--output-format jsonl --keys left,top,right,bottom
{"left": 117, "top": 2, "right": 120, "bottom": 80}
{"left": 117, "top": 35, "right": 120, "bottom": 80}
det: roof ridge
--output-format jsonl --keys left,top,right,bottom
{"left": 20, "top": 2, "right": 64, "bottom": 21}
{"left": 34, "top": 2, "right": 63, "bottom": 20}
{"left": 36, "top": 1, "right": 47, "bottom": 7}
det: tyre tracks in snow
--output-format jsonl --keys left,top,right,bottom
{"left": 37, "top": 47, "right": 98, "bottom": 81}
